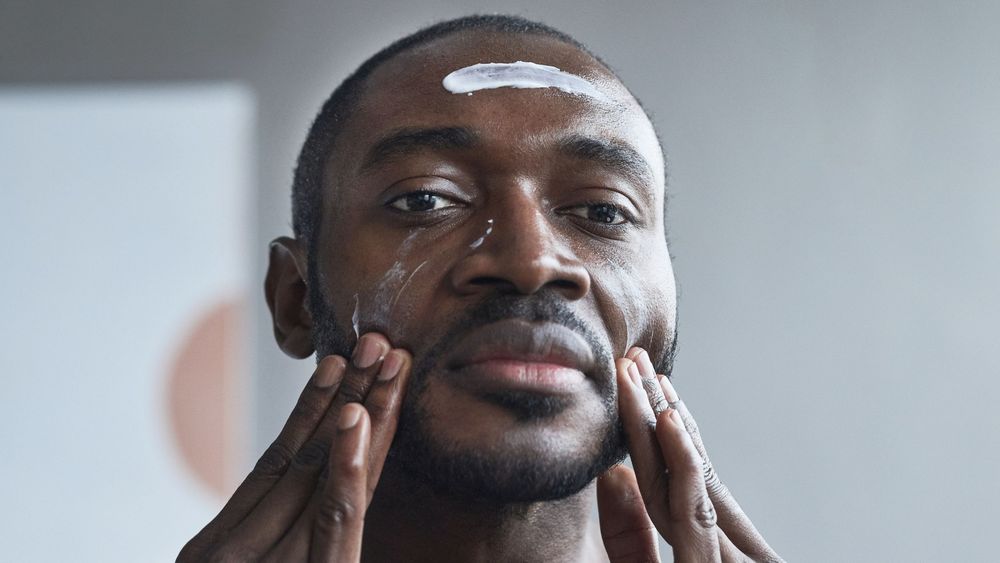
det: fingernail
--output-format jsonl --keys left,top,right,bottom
{"left": 313, "top": 356, "right": 346, "bottom": 388}
{"left": 626, "top": 361, "right": 642, "bottom": 387}
{"left": 353, "top": 334, "right": 385, "bottom": 369}
{"left": 338, "top": 404, "right": 362, "bottom": 429}
{"left": 658, "top": 374, "right": 679, "bottom": 403}
{"left": 637, "top": 349, "right": 655, "bottom": 376}
{"left": 378, "top": 350, "right": 404, "bottom": 381}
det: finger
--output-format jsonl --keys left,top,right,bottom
{"left": 597, "top": 464, "right": 661, "bottom": 563}
{"left": 311, "top": 403, "right": 371, "bottom": 563}
{"left": 307, "top": 332, "right": 390, "bottom": 446}
{"left": 655, "top": 405, "right": 721, "bottom": 562}
{"left": 615, "top": 358, "right": 671, "bottom": 529}
{"left": 225, "top": 360, "right": 351, "bottom": 550}
{"left": 362, "top": 348, "right": 412, "bottom": 501}
{"left": 627, "top": 347, "right": 670, "bottom": 414}
{"left": 717, "top": 527, "right": 753, "bottom": 562}
{"left": 178, "top": 355, "right": 346, "bottom": 561}
{"left": 282, "top": 332, "right": 388, "bottom": 497}
{"left": 267, "top": 343, "right": 409, "bottom": 561}
{"left": 658, "top": 376, "right": 782, "bottom": 562}
{"left": 211, "top": 334, "right": 388, "bottom": 560}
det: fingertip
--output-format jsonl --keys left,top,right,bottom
{"left": 334, "top": 404, "right": 370, "bottom": 466}
{"left": 636, "top": 349, "right": 656, "bottom": 379}
{"left": 655, "top": 406, "right": 685, "bottom": 435}
{"left": 376, "top": 349, "right": 408, "bottom": 381}
{"left": 338, "top": 402, "right": 363, "bottom": 430}
{"left": 615, "top": 356, "right": 634, "bottom": 373}
{"left": 615, "top": 358, "right": 640, "bottom": 387}
{"left": 353, "top": 332, "right": 391, "bottom": 369}
{"left": 318, "top": 354, "right": 348, "bottom": 370}
{"left": 313, "top": 355, "right": 347, "bottom": 388}
{"left": 657, "top": 373, "right": 679, "bottom": 403}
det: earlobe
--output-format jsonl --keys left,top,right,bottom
{"left": 264, "top": 236, "right": 315, "bottom": 359}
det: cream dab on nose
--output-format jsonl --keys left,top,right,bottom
{"left": 442, "top": 61, "right": 609, "bottom": 102}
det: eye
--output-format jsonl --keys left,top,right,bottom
{"left": 564, "top": 202, "right": 631, "bottom": 225}
{"left": 387, "top": 191, "right": 461, "bottom": 213}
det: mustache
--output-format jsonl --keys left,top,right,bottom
{"left": 410, "top": 291, "right": 616, "bottom": 390}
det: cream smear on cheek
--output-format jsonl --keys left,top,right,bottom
{"left": 442, "top": 61, "right": 610, "bottom": 102}
{"left": 353, "top": 219, "right": 502, "bottom": 338}
{"left": 352, "top": 231, "right": 421, "bottom": 339}
{"left": 469, "top": 219, "right": 494, "bottom": 249}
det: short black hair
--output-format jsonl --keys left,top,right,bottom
{"left": 290, "top": 14, "right": 617, "bottom": 254}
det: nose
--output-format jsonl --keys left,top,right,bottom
{"left": 449, "top": 196, "right": 591, "bottom": 300}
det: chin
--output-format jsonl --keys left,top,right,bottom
{"left": 389, "top": 387, "right": 628, "bottom": 504}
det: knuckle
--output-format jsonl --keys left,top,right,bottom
{"left": 291, "top": 439, "right": 329, "bottom": 470}
{"left": 317, "top": 496, "right": 359, "bottom": 528}
{"left": 685, "top": 419, "right": 702, "bottom": 439}
{"left": 253, "top": 441, "right": 296, "bottom": 477}
{"left": 650, "top": 393, "right": 668, "bottom": 414}
{"left": 338, "top": 375, "right": 370, "bottom": 404}
{"left": 334, "top": 452, "right": 365, "bottom": 478}
{"left": 702, "top": 459, "right": 716, "bottom": 482}
{"left": 704, "top": 468, "right": 730, "bottom": 499}
{"left": 288, "top": 395, "right": 325, "bottom": 425}
{"left": 691, "top": 494, "right": 718, "bottom": 529}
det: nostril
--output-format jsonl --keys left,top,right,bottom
{"left": 465, "top": 276, "right": 580, "bottom": 296}
{"left": 468, "top": 276, "right": 517, "bottom": 292}
{"left": 548, "top": 279, "right": 578, "bottom": 292}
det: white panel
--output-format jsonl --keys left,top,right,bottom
{"left": 0, "top": 85, "right": 254, "bottom": 563}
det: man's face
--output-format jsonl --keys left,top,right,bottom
{"left": 309, "top": 33, "right": 676, "bottom": 501}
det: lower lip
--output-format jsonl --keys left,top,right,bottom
{"left": 452, "top": 360, "right": 587, "bottom": 394}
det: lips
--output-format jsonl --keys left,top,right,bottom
{"left": 444, "top": 319, "right": 596, "bottom": 394}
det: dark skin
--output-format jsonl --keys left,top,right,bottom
{"left": 179, "top": 32, "right": 782, "bottom": 562}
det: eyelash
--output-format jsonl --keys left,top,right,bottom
{"left": 385, "top": 192, "right": 637, "bottom": 233}
{"left": 385, "top": 191, "right": 462, "bottom": 214}
{"left": 562, "top": 200, "right": 637, "bottom": 228}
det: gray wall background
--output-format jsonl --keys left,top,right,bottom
{"left": 4, "top": 1, "right": 998, "bottom": 560}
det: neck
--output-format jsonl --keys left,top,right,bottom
{"left": 361, "top": 462, "right": 606, "bottom": 563}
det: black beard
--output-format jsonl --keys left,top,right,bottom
{"left": 309, "top": 284, "right": 668, "bottom": 503}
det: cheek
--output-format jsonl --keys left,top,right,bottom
{"left": 594, "top": 253, "right": 676, "bottom": 359}
{"left": 337, "top": 220, "right": 495, "bottom": 346}
{"left": 340, "top": 235, "right": 455, "bottom": 349}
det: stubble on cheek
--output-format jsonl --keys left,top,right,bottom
{"left": 590, "top": 254, "right": 676, "bottom": 373}
{"left": 320, "top": 229, "right": 441, "bottom": 354}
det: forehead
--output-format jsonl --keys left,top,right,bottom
{"left": 328, "top": 31, "right": 664, "bottom": 187}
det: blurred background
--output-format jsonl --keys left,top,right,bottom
{"left": 2, "top": 1, "right": 998, "bottom": 561}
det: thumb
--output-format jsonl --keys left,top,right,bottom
{"left": 597, "top": 464, "right": 661, "bottom": 563}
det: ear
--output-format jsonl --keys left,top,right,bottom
{"left": 264, "top": 236, "right": 315, "bottom": 359}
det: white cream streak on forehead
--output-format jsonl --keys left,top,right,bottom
{"left": 442, "top": 61, "right": 610, "bottom": 102}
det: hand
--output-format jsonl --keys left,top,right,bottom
{"left": 597, "top": 347, "right": 784, "bottom": 563}
{"left": 177, "top": 333, "right": 411, "bottom": 562}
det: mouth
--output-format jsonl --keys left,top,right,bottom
{"left": 445, "top": 319, "right": 596, "bottom": 395}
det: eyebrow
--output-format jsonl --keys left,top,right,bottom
{"left": 358, "top": 127, "right": 657, "bottom": 190}
{"left": 557, "top": 134, "right": 656, "bottom": 188}
{"left": 360, "top": 126, "right": 478, "bottom": 172}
